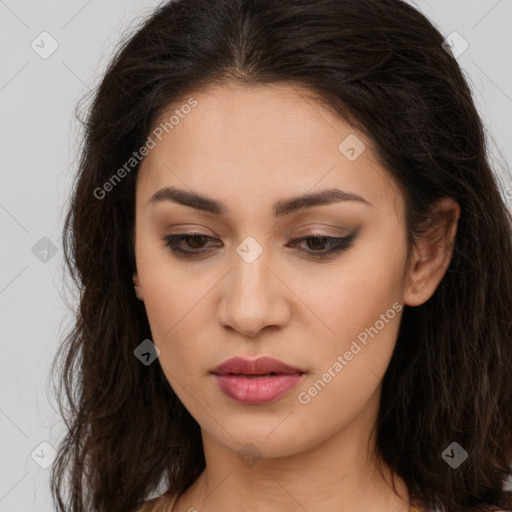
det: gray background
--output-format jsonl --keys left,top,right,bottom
{"left": 1, "top": 1, "right": 511, "bottom": 510}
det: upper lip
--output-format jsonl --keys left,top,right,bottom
{"left": 211, "top": 356, "right": 305, "bottom": 376}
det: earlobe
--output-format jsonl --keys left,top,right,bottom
{"left": 132, "top": 272, "right": 144, "bottom": 301}
{"left": 404, "top": 197, "right": 460, "bottom": 307}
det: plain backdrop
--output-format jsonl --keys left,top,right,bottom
{"left": 1, "top": 1, "right": 511, "bottom": 510}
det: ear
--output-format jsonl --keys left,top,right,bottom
{"left": 404, "top": 197, "right": 460, "bottom": 307}
{"left": 132, "top": 272, "right": 144, "bottom": 301}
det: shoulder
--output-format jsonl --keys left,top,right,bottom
{"left": 136, "top": 493, "right": 178, "bottom": 512}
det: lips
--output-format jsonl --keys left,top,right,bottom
{"left": 211, "top": 356, "right": 306, "bottom": 405}
{"left": 211, "top": 356, "right": 305, "bottom": 377}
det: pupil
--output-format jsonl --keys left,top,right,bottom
{"left": 188, "top": 235, "right": 206, "bottom": 248}
{"left": 308, "top": 237, "right": 326, "bottom": 250}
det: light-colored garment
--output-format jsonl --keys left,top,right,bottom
{"left": 137, "top": 493, "right": 178, "bottom": 512}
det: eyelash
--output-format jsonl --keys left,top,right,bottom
{"left": 161, "top": 232, "right": 356, "bottom": 260}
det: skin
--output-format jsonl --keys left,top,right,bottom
{"left": 132, "top": 82, "right": 460, "bottom": 512}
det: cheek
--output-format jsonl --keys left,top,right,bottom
{"left": 135, "top": 246, "right": 181, "bottom": 340}
{"left": 138, "top": 263, "right": 218, "bottom": 377}
{"left": 292, "top": 270, "right": 404, "bottom": 442}
{"left": 142, "top": 278, "right": 203, "bottom": 354}
{"left": 292, "top": 233, "right": 406, "bottom": 411}
{"left": 297, "top": 233, "right": 406, "bottom": 341}
{"left": 136, "top": 234, "right": 199, "bottom": 333}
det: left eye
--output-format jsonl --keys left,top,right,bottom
{"left": 162, "top": 232, "right": 356, "bottom": 260}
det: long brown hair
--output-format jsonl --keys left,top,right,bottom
{"left": 50, "top": 1, "right": 512, "bottom": 511}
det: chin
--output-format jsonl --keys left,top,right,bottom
{"left": 210, "top": 421, "right": 316, "bottom": 460}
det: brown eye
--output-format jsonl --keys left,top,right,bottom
{"left": 304, "top": 236, "right": 330, "bottom": 251}
{"left": 163, "top": 233, "right": 220, "bottom": 257}
{"left": 184, "top": 234, "right": 209, "bottom": 249}
{"left": 288, "top": 233, "right": 357, "bottom": 260}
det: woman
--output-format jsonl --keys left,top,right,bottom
{"left": 49, "top": 0, "right": 512, "bottom": 511}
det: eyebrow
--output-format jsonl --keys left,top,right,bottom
{"left": 148, "top": 186, "right": 372, "bottom": 217}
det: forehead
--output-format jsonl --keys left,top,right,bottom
{"left": 136, "top": 82, "right": 403, "bottom": 217}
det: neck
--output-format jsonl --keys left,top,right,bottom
{"left": 176, "top": 391, "right": 410, "bottom": 512}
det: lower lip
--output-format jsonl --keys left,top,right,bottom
{"left": 213, "top": 373, "right": 304, "bottom": 404}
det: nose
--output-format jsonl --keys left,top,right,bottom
{"left": 217, "top": 249, "right": 291, "bottom": 338}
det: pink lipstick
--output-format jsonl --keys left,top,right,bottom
{"left": 211, "top": 356, "right": 305, "bottom": 405}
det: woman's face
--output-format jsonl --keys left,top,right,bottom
{"left": 133, "top": 82, "right": 414, "bottom": 458}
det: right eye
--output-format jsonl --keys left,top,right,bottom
{"left": 162, "top": 233, "right": 220, "bottom": 257}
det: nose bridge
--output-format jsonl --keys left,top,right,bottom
{"left": 233, "top": 241, "right": 268, "bottom": 295}
{"left": 218, "top": 237, "right": 287, "bottom": 336}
